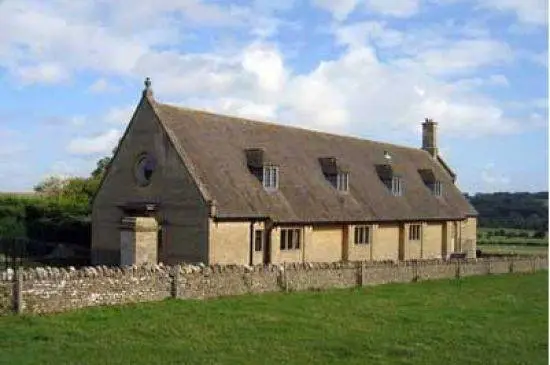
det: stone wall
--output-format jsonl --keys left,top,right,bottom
{"left": 0, "top": 256, "right": 547, "bottom": 315}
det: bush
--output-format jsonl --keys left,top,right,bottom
{"left": 533, "top": 231, "right": 547, "bottom": 239}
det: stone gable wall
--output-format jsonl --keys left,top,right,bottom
{"left": 0, "top": 256, "right": 547, "bottom": 315}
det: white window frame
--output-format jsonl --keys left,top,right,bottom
{"left": 336, "top": 172, "right": 349, "bottom": 192}
{"left": 391, "top": 176, "right": 403, "bottom": 196}
{"left": 280, "top": 228, "right": 301, "bottom": 250}
{"left": 354, "top": 225, "right": 371, "bottom": 245}
{"left": 262, "top": 165, "right": 279, "bottom": 189}
{"left": 409, "top": 224, "right": 421, "bottom": 241}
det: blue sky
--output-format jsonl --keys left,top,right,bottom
{"left": 0, "top": 0, "right": 547, "bottom": 194}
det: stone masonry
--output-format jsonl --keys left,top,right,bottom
{"left": 0, "top": 256, "right": 546, "bottom": 315}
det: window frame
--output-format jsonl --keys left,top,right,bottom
{"left": 280, "top": 228, "right": 301, "bottom": 250}
{"left": 354, "top": 225, "right": 371, "bottom": 245}
{"left": 409, "top": 224, "right": 421, "bottom": 241}
{"left": 432, "top": 181, "right": 442, "bottom": 196}
{"left": 336, "top": 172, "right": 349, "bottom": 192}
{"left": 134, "top": 153, "right": 156, "bottom": 187}
{"left": 254, "top": 229, "right": 264, "bottom": 252}
{"left": 262, "top": 165, "right": 279, "bottom": 190}
{"left": 391, "top": 176, "right": 403, "bottom": 196}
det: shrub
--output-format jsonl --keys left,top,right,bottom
{"left": 0, "top": 195, "right": 91, "bottom": 247}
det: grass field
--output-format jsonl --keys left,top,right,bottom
{"left": 0, "top": 272, "right": 547, "bottom": 365}
{"left": 478, "top": 244, "right": 548, "bottom": 256}
{"left": 477, "top": 228, "right": 548, "bottom": 247}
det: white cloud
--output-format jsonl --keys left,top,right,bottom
{"left": 129, "top": 25, "right": 524, "bottom": 141}
{"left": 104, "top": 106, "right": 135, "bottom": 125}
{"left": 241, "top": 42, "right": 287, "bottom": 94}
{"left": 185, "top": 97, "right": 279, "bottom": 121}
{"left": 311, "top": 0, "right": 359, "bottom": 21}
{"left": 398, "top": 39, "right": 514, "bottom": 76}
{"left": 0, "top": 0, "right": 546, "bottom": 188}
{"left": 433, "top": 0, "right": 547, "bottom": 26}
{"left": 67, "top": 129, "right": 121, "bottom": 155}
{"left": 488, "top": 74, "right": 509, "bottom": 86}
{"left": 15, "top": 63, "right": 68, "bottom": 84}
{"left": 334, "top": 21, "right": 404, "bottom": 48}
{"left": 477, "top": 0, "right": 547, "bottom": 26}
{"left": 0, "top": 0, "right": 290, "bottom": 85}
{"left": 364, "top": 0, "right": 420, "bottom": 17}
{"left": 89, "top": 78, "right": 119, "bottom": 93}
{"left": 311, "top": 0, "right": 420, "bottom": 20}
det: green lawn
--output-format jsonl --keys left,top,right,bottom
{"left": 0, "top": 273, "right": 547, "bottom": 365}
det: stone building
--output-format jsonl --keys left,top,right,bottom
{"left": 91, "top": 79, "right": 478, "bottom": 266}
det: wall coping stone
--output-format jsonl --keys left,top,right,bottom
{"left": 0, "top": 255, "right": 546, "bottom": 282}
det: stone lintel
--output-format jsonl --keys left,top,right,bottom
{"left": 120, "top": 216, "right": 158, "bottom": 232}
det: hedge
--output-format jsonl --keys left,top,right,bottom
{"left": 0, "top": 195, "right": 90, "bottom": 248}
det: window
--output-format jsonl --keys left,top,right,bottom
{"left": 337, "top": 172, "right": 349, "bottom": 191}
{"left": 263, "top": 165, "right": 279, "bottom": 189}
{"left": 327, "top": 172, "right": 349, "bottom": 191}
{"left": 254, "top": 230, "right": 264, "bottom": 252}
{"left": 432, "top": 181, "right": 442, "bottom": 196}
{"left": 134, "top": 153, "right": 156, "bottom": 186}
{"left": 354, "top": 226, "right": 370, "bottom": 244}
{"left": 409, "top": 224, "right": 421, "bottom": 241}
{"left": 280, "top": 228, "right": 301, "bottom": 250}
{"left": 391, "top": 176, "right": 403, "bottom": 196}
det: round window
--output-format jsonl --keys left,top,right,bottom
{"left": 134, "top": 153, "right": 156, "bottom": 186}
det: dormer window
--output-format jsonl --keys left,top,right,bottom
{"left": 245, "top": 148, "right": 279, "bottom": 191}
{"left": 375, "top": 163, "right": 404, "bottom": 197}
{"left": 391, "top": 176, "right": 403, "bottom": 196}
{"left": 336, "top": 172, "right": 349, "bottom": 191}
{"left": 418, "top": 168, "right": 442, "bottom": 196}
{"left": 262, "top": 165, "right": 279, "bottom": 189}
{"left": 319, "top": 157, "right": 349, "bottom": 192}
{"left": 328, "top": 172, "right": 349, "bottom": 192}
{"left": 431, "top": 181, "right": 442, "bottom": 196}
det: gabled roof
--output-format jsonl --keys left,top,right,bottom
{"left": 151, "top": 100, "right": 477, "bottom": 223}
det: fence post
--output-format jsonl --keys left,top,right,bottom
{"left": 455, "top": 260, "right": 461, "bottom": 279}
{"left": 509, "top": 257, "right": 514, "bottom": 273}
{"left": 14, "top": 267, "right": 23, "bottom": 314}
{"left": 359, "top": 261, "right": 365, "bottom": 287}
{"left": 171, "top": 265, "right": 180, "bottom": 299}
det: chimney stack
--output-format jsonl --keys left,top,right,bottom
{"left": 422, "top": 118, "right": 438, "bottom": 158}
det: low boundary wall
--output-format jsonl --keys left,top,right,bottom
{"left": 0, "top": 256, "right": 547, "bottom": 315}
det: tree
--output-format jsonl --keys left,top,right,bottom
{"left": 91, "top": 157, "right": 111, "bottom": 180}
{"left": 61, "top": 177, "right": 100, "bottom": 204}
{"left": 33, "top": 176, "right": 68, "bottom": 197}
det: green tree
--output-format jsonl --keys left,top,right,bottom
{"left": 91, "top": 157, "right": 111, "bottom": 180}
{"left": 33, "top": 176, "right": 67, "bottom": 197}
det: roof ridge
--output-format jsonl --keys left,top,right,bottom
{"left": 155, "top": 102, "right": 424, "bottom": 154}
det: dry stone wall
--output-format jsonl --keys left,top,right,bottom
{"left": 0, "top": 256, "right": 547, "bottom": 315}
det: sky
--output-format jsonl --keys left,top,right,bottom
{"left": 0, "top": 0, "right": 547, "bottom": 194}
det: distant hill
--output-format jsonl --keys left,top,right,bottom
{"left": 467, "top": 192, "right": 548, "bottom": 232}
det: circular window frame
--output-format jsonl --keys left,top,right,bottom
{"left": 134, "top": 152, "right": 156, "bottom": 187}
